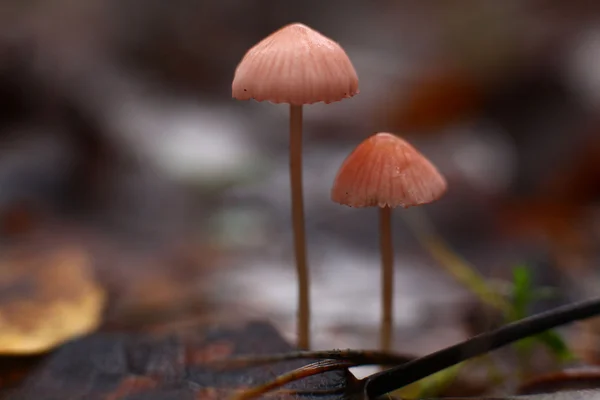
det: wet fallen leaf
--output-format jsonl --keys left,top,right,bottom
{"left": 0, "top": 247, "right": 105, "bottom": 354}
{"left": 0, "top": 201, "right": 39, "bottom": 238}
{"left": 518, "top": 367, "right": 600, "bottom": 395}
{"left": 0, "top": 354, "right": 44, "bottom": 392}
{"left": 494, "top": 199, "right": 591, "bottom": 274}
{"left": 573, "top": 317, "right": 600, "bottom": 366}
{"left": 381, "top": 66, "right": 481, "bottom": 134}
{"left": 440, "top": 391, "right": 600, "bottom": 399}
{"left": 6, "top": 321, "right": 347, "bottom": 400}
{"left": 495, "top": 130, "right": 600, "bottom": 274}
{"left": 99, "top": 241, "right": 223, "bottom": 330}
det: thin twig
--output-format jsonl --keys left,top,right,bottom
{"left": 229, "top": 359, "right": 353, "bottom": 400}
{"left": 213, "top": 349, "right": 413, "bottom": 370}
{"left": 364, "top": 297, "right": 600, "bottom": 398}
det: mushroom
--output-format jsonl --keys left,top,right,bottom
{"left": 331, "top": 132, "right": 447, "bottom": 351}
{"left": 232, "top": 23, "right": 358, "bottom": 349}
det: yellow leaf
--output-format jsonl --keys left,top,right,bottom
{"left": 0, "top": 248, "right": 105, "bottom": 354}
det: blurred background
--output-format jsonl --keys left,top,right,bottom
{"left": 0, "top": 0, "right": 599, "bottom": 370}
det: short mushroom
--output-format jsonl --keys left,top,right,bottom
{"left": 331, "top": 132, "right": 447, "bottom": 351}
{"left": 233, "top": 23, "right": 359, "bottom": 349}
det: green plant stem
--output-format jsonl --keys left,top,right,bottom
{"left": 402, "top": 209, "right": 511, "bottom": 314}
{"left": 290, "top": 104, "right": 310, "bottom": 349}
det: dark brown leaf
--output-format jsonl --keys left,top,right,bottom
{"left": 5, "top": 322, "right": 348, "bottom": 400}
{"left": 518, "top": 367, "right": 600, "bottom": 395}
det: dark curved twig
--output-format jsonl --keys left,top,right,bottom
{"left": 364, "top": 297, "right": 600, "bottom": 398}
{"left": 229, "top": 359, "right": 354, "bottom": 400}
{"left": 214, "top": 349, "right": 413, "bottom": 370}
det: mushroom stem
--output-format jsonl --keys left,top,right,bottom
{"left": 289, "top": 104, "right": 310, "bottom": 349}
{"left": 379, "top": 206, "right": 394, "bottom": 351}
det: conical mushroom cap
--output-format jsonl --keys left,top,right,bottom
{"left": 331, "top": 133, "right": 447, "bottom": 208}
{"left": 232, "top": 23, "right": 359, "bottom": 105}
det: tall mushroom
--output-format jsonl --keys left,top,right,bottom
{"left": 331, "top": 132, "right": 447, "bottom": 351}
{"left": 232, "top": 23, "right": 359, "bottom": 349}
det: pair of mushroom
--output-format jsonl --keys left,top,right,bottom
{"left": 232, "top": 24, "right": 447, "bottom": 351}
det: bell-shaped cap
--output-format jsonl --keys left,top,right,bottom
{"left": 331, "top": 133, "right": 447, "bottom": 208}
{"left": 232, "top": 23, "right": 359, "bottom": 105}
